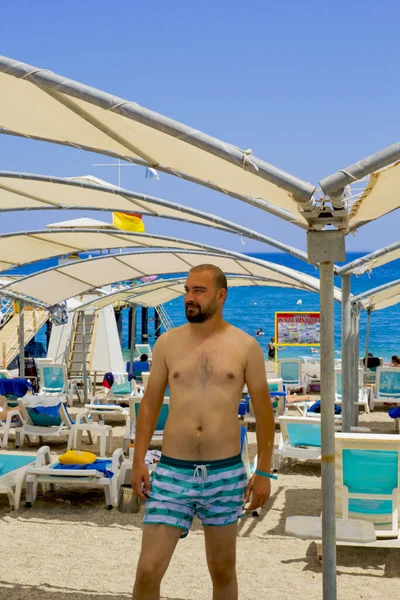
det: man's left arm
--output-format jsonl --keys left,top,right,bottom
{"left": 243, "top": 339, "right": 275, "bottom": 511}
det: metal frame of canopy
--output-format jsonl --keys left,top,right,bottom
{"left": 0, "top": 56, "right": 316, "bottom": 222}
{"left": 0, "top": 171, "right": 309, "bottom": 230}
{"left": 352, "top": 279, "right": 400, "bottom": 368}
{"left": 0, "top": 172, "right": 308, "bottom": 259}
{"left": 1, "top": 54, "right": 400, "bottom": 599}
{"left": 335, "top": 241, "right": 400, "bottom": 431}
{"left": 0, "top": 247, "right": 339, "bottom": 307}
{"left": 316, "top": 145, "right": 400, "bottom": 599}
{"left": 68, "top": 275, "right": 309, "bottom": 312}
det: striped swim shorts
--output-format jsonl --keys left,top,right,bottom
{"left": 143, "top": 453, "right": 247, "bottom": 538}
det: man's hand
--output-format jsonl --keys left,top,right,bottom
{"left": 244, "top": 474, "right": 271, "bottom": 512}
{"left": 131, "top": 462, "right": 150, "bottom": 500}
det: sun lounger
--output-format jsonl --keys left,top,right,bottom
{"left": 0, "top": 452, "right": 36, "bottom": 509}
{"left": 15, "top": 396, "right": 92, "bottom": 448}
{"left": 278, "top": 359, "right": 303, "bottom": 392}
{"left": 274, "top": 416, "right": 322, "bottom": 471}
{"left": 285, "top": 432, "right": 400, "bottom": 553}
{"left": 122, "top": 396, "right": 169, "bottom": 454}
{"left": 371, "top": 367, "right": 400, "bottom": 411}
{"left": 25, "top": 445, "right": 124, "bottom": 509}
{"left": 334, "top": 368, "right": 370, "bottom": 414}
{"left": 38, "top": 363, "right": 75, "bottom": 407}
{"left": 0, "top": 408, "right": 24, "bottom": 449}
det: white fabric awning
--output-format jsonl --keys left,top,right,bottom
{"left": 352, "top": 279, "right": 400, "bottom": 311}
{"left": 0, "top": 173, "right": 309, "bottom": 257}
{"left": 349, "top": 161, "right": 400, "bottom": 229}
{"left": 0, "top": 248, "right": 341, "bottom": 307}
{"left": 0, "top": 56, "right": 315, "bottom": 225}
{"left": 70, "top": 276, "right": 285, "bottom": 310}
{"left": 0, "top": 228, "right": 231, "bottom": 273}
{"left": 336, "top": 240, "right": 400, "bottom": 276}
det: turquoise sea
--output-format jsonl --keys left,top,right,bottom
{"left": 7, "top": 252, "right": 400, "bottom": 363}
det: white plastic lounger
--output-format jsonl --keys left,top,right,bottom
{"left": 278, "top": 359, "right": 303, "bottom": 392}
{"left": 15, "top": 396, "right": 92, "bottom": 448}
{"left": 25, "top": 446, "right": 124, "bottom": 509}
{"left": 0, "top": 409, "right": 24, "bottom": 449}
{"left": 274, "top": 416, "right": 322, "bottom": 471}
{"left": 334, "top": 368, "right": 370, "bottom": 414}
{"left": 371, "top": 367, "right": 400, "bottom": 411}
{"left": 285, "top": 433, "right": 400, "bottom": 553}
{"left": 0, "top": 452, "right": 36, "bottom": 509}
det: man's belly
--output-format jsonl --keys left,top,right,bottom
{"left": 161, "top": 412, "right": 241, "bottom": 461}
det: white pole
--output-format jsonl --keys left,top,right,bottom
{"left": 19, "top": 301, "right": 25, "bottom": 377}
{"left": 341, "top": 275, "right": 352, "bottom": 432}
{"left": 352, "top": 306, "right": 360, "bottom": 427}
{"left": 364, "top": 308, "right": 371, "bottom": 372}
{"left": 81, "top": 311, "right": 88, "bottom": 403}
{"left": 320, "top": 261, "right": 337, "bottom": 600}
{"left": 129, "top": 305, "right": 137, "bottom": 375}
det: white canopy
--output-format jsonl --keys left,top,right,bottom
{"left": 348, "top": 161, "right": 400, "bottom": 230}
{"left": 0, "top": 248, "right": 342, "bottom": 307}
{"left": 352, "top": 279, "right": 400, "bottom": 312}
{"left": 70, "top": 276, "right": 284, "bottom": 310}
{"left": 0, "top": 172, "right": 309, "bottom": 257}
{"left": 0, "top": 56, "right": 316, "bottom": 225}
{"left": 0, "top": 227, "right": 231, "bottom": 273}
{"left": 337, "top": 240, "right": 400, "bottom": 276}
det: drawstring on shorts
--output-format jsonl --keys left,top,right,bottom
{"left": 193, "top": 464, "right": 208, "bottom": 485}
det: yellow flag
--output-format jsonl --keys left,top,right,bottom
{"left": 112, "top": 212, "right": 145, "bottom": 232}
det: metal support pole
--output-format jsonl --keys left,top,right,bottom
{"left": 129, "top": 305, "right": 137, "bottom": 375}
{"left": 351, "top": 306, "right": 360, "bottom": 427}
{"left": 141, "top": 307, "right": 148, "bottom": 344}
{"left": 19, "top": 301, "right": 25, "bottom": 378}
{"left": 81, "top": 311, "right": 88, "bottom": 403}
{"left": 307, "top": 229, "right": 345, "bottom": 600}
{"left": 341, "top": 275, "right": 352, "bottom": 433}
{"left": 364, "top": 308, "right": 371, "bottom": 373}
{"left": 319, "top": 261, "right": 337, "bottom": 600}
{"left": 154, "top": 308, "right": 162, "bottom": 338}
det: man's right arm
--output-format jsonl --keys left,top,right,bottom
{"left": 131, "top": 333, "right": 169, "bottom": 499}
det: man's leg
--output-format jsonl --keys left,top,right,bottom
{"left": 204, "top": 523, "right": 238, "bottom": 600}
{"left": 133, "top": 524, "right": 182, "bottom": 600}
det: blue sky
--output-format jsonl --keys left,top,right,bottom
{"left": 0, "top": 0, "right": 399, "bottom": 253}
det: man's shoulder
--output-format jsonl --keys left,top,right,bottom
{"left": 226, "top": 324, "right": 257, "bottom": 347}
{"left": 158, "top": 324, "right": 188, "bottom": 343}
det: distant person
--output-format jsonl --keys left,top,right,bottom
{"left": 362, "top": 352, "right": 381, "bottom": 369}
{"left": 267, "top": 336, "right": 284, "bottom": 360}
{"left": 267, "top": 337, "right": 276, "bottom": 360}
{"left": 391, "top": 356, "right": 400, "bottom": 366}
{"left": 140, "top": 353, "right": 149, "bottom": 362}
{"left": 255, "top": 327, "right": 264, "bottom": 337}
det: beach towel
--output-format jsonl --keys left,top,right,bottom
{"left": 388, "top": 407, "right": 400, "bottom": 419}
{"left": 53, "top": 459, "right": 114, "bottom": 478}
{"left": 0, "top": 378, "right": 33, "bottom": 398}
{"left": 308, "top": 400, "right": 342, "bottom": 415}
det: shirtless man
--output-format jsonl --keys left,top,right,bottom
{"left": 132, "top": 264, "right": 275, "bottom": 600}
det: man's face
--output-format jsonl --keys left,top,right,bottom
{"left": 184, "top": 271, "right": 224, "bottom": 323}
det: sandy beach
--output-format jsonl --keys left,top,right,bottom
{"left": 1, "top": 402, "right": 399, "bottom": 600}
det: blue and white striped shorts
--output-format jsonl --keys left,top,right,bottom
{"left": 143, "top": 453, "right": 247, "bottom": 538}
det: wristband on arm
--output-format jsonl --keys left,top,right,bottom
{"left": 255, "top": 469, "right": 278, "bottom": 480}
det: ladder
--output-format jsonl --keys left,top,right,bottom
{"left": 0, "top": 304, "right": 48, "bottom": 368}
{"left": 155, "top": 305, "right": 174, "bottom": 331}
{"left": 68, "top": 312, "right": 98, "bottom": 377}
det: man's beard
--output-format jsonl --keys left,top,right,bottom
{"left": 185, "top": 301, "right": 216, "bottom": 323}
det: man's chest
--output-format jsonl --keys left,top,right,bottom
{"left": 167, "top": 347, "right": 244, "bottom": 388}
